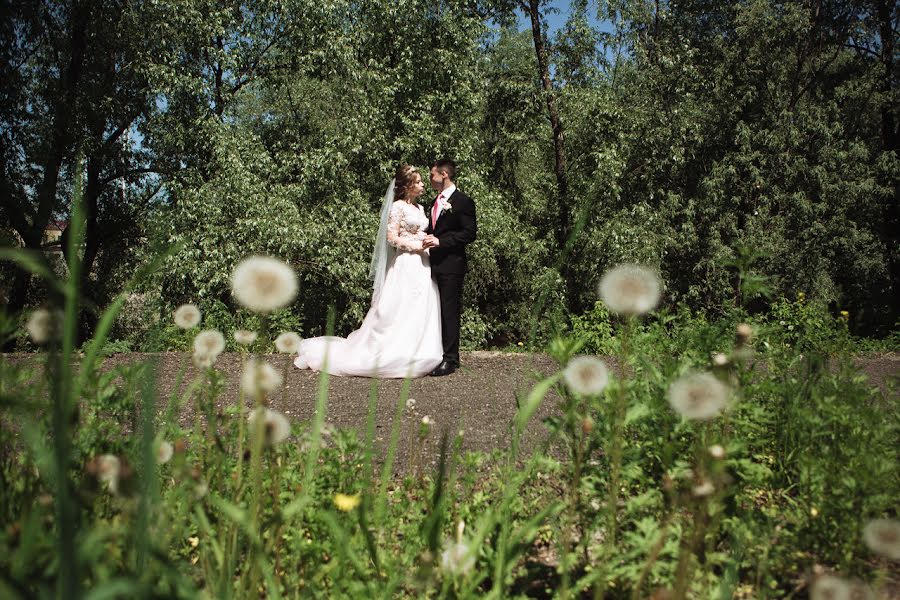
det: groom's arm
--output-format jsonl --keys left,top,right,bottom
{"left": 436, "top": 196, "right": 477, "bottom": 249}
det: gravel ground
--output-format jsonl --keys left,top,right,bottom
{"left": 5, "top": 351, "right": 898, "bottom": 472}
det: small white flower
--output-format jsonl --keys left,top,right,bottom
{"left": 708, "top": 444, "right": 725, "bottom": 460}
{"left": 862, "top": 518, "right": 900, "bottom": 560}
{"left": 193, "top": 330, "right": 225, "bottom": 358}
{"left": 810, "top": 575, "right": 852, "bottom": 600}
{"left": 233, "top": 329, "right": 258, "bottom": 346}
{"left": 173, "top": 304, "right": 201, "bottom": 329}
{"left": 421, "top": 415, "right": 434, "bottom": 427}
{"left": 563, "top": 356, "right": 610, "bottom": 396}
{"left": 274, "top": 332, "right": 302, "bottom": 354}
{"left": 248, "top": 407, "right": 291, "bottom": 445}
{"left": 26, "top": 308, "right": 61, "bottom": 344}
{"left": 406, "top": 398, "right": 417, "bottom": 409}
{"left": 711, "top": 352, "right": 729, "bottom": 367}
{"left": 597, "top": 264, "right": 662, "bottom": 316}
{"left": 667, "top": 372, "right": 730, "bottom": 420}
{"left": 231, "top": 256, "right": 298, "bottom": 313}
{"left": 241, "top": 359, "right": 283, "bottom": 398}
{"left": 156, "top": 441, "right": 174, "bottom": 465}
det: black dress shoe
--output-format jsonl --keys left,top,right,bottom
{"left": 429, "top": 361, "right": 457, "bottom": 377}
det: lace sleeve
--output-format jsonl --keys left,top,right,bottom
{"left": 387, "top": 202, "right": 424, "bottom": 252}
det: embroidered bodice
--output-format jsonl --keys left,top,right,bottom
{"left": 387, "top": 200, "right": 427, "bottom": 252}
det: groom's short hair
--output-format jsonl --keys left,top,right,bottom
{"left": 432, "top": 158, "right": 456, "bottom": 180}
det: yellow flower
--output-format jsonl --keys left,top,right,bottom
{"left": 839, "top": 310, "right": 849, "bottom": 319}
{"left": 517, "top": 341, "right": 523, "bottom": 347}
{"left": 334, "top": 493, "right": 361, "bottom": 512}
{"left": 810, "top": 507, "right": 819, "bottom": 517}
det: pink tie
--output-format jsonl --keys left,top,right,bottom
{"left": 432, "top": 193, "right": 444, "bottom": 226}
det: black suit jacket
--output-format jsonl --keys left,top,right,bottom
{"left": 425, "top": 189, "right": 477, "bottom": 274}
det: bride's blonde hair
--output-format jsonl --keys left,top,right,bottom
{"left": 394, "top": 164, "right": 418, "bottom": 201}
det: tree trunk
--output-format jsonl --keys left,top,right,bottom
{"left": 876, "top": 0, "right": 897, "bottom": 155}
{"left": 523, "top": 0, "right": 577, "bottom": 311}
{"left": 2, "top": 3, "right": 88, "bottom": 350}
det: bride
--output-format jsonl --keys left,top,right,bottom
{"left": 293, "top": 165, "right": 443, "bottom": 378}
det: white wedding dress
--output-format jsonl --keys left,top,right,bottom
{"left": 294, "top": 199, "right": 443, "bottom": 378}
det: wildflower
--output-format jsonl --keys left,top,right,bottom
{"left": 247, "top": 407, "right": 291, "bottom": 445}
{"left": 441, "top": 521, "right": 475, "bottom": 576}
{"left": 406, "top": 398, "right": 417, "bottom": 409}
{"left": 234, "top": 329, "right": 258, "bottom": 346}
{"left": 839, "top": 310, "right": 849, "bottom": 320}
{"left": 274, "top": 332, "right": 302, "bottom": 354}
{"left": 173, "top": 304, "right": 201, "bottom": 329}
{"left": 563, "top": 356, "right": 610, "bottom": 396}
{"left": 334, "top": 493, "right": 361, "bottom": 512}
{"left": 421, "top": 415, "right": 434, "bottom": 427}
{"left": 241, "top": 359, "right": 283, "bottom": 398}
{"left": 26, "top": 308, "right": 61, "bottom": 344}
{"left": 597, "top": 264, "right": 662, "bottom": 316}
{"left": 692, "top": 480, "right": 715, "bottom": 497}
{"left": 517, "top": 341, "right": 524, "bottom": 347}
{"left": 735, "top": 323, "right": 753, "bottom": 344}
{"left": 188, "top": 536, "right": 199, "bottom": 548}
{"left": 156, "top": 440, "right": 174, "bottom": 465}
{"left": 811, "top": 507, "right": 819, "bottom": 518}
{"left": 862, "top": 518, "right": 900, "bottom": 560}
{"left": 667, "top": 372, "right": 730, "bottom": 420}
{"left": 231, "top": 256, "right": 298, "bottom": 313}
{"left": 810, "top": 575, "right": 852, "bottom": 600}
{"left": 708, "top": 444, "right": 725, "bottom": 460}
{"left": 193, "top": 330, "right": 225, "bottom": 358}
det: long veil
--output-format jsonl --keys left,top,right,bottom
{"left": 368, "top": 179, "right": 396, "bottom": 304}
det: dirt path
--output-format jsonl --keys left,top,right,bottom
{"left": 108, "top": 351, "right": 899, "bottom": 471}
{"left": 6, "top": 352, "right": 899, "bottom": 472}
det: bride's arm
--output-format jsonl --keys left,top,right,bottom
{"left": 386, "top": 203, "right": 424, "bottom": 252}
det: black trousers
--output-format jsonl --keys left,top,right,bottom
{"left": 433, "top": 271, "right": 464, "bottom": 365}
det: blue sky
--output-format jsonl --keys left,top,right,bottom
{"left": 520, "top": 0, "right": 614, "bottom": 36}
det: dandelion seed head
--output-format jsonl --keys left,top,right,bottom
{"left": 233, "top": 329, "right": 258, "bottom": 345}
{"left": 274, "top": 331, "right": 302, "bottom": 354}
{"left": 193, "top": 330, "right": 225, "bottom": 358}
{"left": 26, "top": 308, "right": 61, "bottom": 344}
{"left": 241, "top": 359, "right": 282, "bottom": 398}
{"left": 563, "top": 356, "right": 610, "bottom": 396}
{"left": 862, "top": 518, "right": 900, "bottom": 560}
{"left": 421, "top": 415, "right": 434, "bottom": 427}
{"left": 192, "top": 351, "right": 215, "bottom": 369}
{"left": 597, "top": 264, "right": 662, "bottom": 316}
{"left": 173, "top": 304, "right": 201, "bottom": 329}
{"left": 667, "top": 372, "right": 730, "bottom": 420}
{"left": 810, "top": 575, "right": 852, "bottom": 600}
{"left": 708, "top": 444, "right": 725, "bottom": 460}
{"left": 440, "top": 541, "right": 475, "bottom": 576}
{"left": 247, "top": 407, "right": 291, "bottom": 445}
{"left": 156, "top": 441, "right": 174, "bottom": 465}
{"left": 735, "top": 323, "right": 753, "bottom": 344}
{"left": 692, "top": 480, "right": 715, "bottom": 497}
{"left": 231, "top": 256, "right": 298, "bottom": 313}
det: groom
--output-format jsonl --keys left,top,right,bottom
{"left": 423, "top": 159, "right": 477, "bottom": 377}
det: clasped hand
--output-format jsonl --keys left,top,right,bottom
{"left": 422, "top": 235, "right": 440, "bottom": 249}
